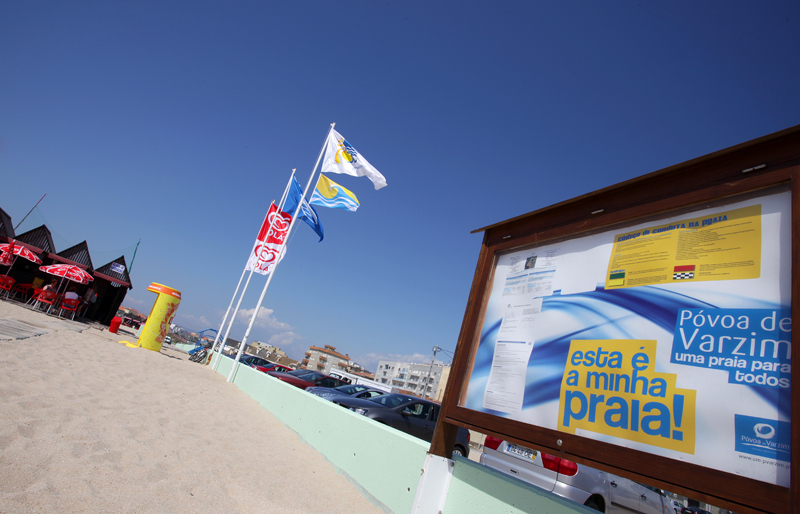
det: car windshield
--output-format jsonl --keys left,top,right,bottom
{"left": 335, "top": 384, "right": 368, "bottom": 395}
{"left": 367, "top": 394, "right": 416, "bottom": 408}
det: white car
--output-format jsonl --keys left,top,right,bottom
{"left": 480, "top": 436, "right": 669, "bottom": 513}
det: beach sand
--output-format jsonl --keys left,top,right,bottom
{"left": 0, "top": 301, "right": 383, "bottom": 514}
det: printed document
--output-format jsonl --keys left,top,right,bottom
{"left": 483, "top": 340, "right": 535, "bottom": 414}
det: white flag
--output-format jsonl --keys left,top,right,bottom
{"left": 245, "top": 241, "right": 287, "bottom": 276}
{"left": 321, "top": 129, "right": 387, "bottom": 190}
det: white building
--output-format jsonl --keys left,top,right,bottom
{"left": 375, "top": 360, "right": 449, "bottom": 399}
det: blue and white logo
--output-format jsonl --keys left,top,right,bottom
{"left": 734, "top": 414, "right": 790, "bottom": 461}
{"left": 754, "top": 423, "right": 776, "bottom": 439}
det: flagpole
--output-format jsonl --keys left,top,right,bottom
{"left": 206, "top": 267, "right": 247, "bottom": 365}
{"left": 14, "top": 194, "right": 46, "bottom": 231}
{"left": 128, "top": 239, "right": 141, "bottom": 274}
{"left": 211, "top": 170, "right": 296, "bottom": 370}
{"left": 209, "top": 202, "right": 272, "bottom": 370}
{"left": 302, "top": 123, "right": 335, "bottom": 201}
{"left": 226, "top": 124, "right": 335, "bottom": 382}
{"left": 211, "top": 268, "right": 257, "bottom": 369}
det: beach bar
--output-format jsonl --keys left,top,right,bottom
{"left": 0, "top": 217, "right": 133, "bottom": 325}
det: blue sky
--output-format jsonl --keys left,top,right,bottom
{"left": 2, "top": 2, "right": 799, "bottom": 371}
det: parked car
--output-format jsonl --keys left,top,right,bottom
{"left": 238, "top": 355, "right": 274, "bottom": 368}
{"left": 306, "top": 384, "right": 386, "bottom": 401}
{"left": 267, "top": 369, "right": 348, "bottom": 390}
{"left": 670, "top": 500, "right": 685, "bottom": 514}
{"left": 163, "top": 336, "right": 172, "bottom": 344}
{"left": 480, "top": 436, "right": 668, "bottom": 513}
{"left": 252, "top": 362, "right": 292, "bottom": 374}
{"left": 680, "top": 508, "right": 711, "bottom": 514}
{"left": 332, "top": 393, "right": 470, "bottom": 457}
{"left": 328, "top": 369, "right": 394, "bottom": 393}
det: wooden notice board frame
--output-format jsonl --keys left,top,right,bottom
{"left": 431, "top": 124, "right": 800, "bottom": 514}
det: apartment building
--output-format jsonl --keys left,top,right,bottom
{"left": 375, "top": 360, "right": 449, "bottom": 399}
{"left": 300, "top": 345, "right": 370, "bottom": 375}
{"left": 250, "top": 341, "right": 286, "bottom": 358}
{"left": 433, "top": 365, "right": 451, "bottom": 402}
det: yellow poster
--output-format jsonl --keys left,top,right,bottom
{"left": 558, "top": 339, "right": 696, "bottom": 454}
{"left": 605, "top": 204, "right": 761, "bottom": 289}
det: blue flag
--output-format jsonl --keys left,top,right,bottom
{"left": 284, "top": 177, "right": 324, "bottom": 242}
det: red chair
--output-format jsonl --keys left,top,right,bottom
{"left": 58, "top": 298, "right": 81, "bottom": 321}
{"left": 11, "top": 283, "right": 32, "bottom": 302}
{"left": 0, "top": 276, "right": 15, "bottom": 299}
{"left": 33, "top": 290, "right": 58, "bottom": 313}
{"left": 26, "top": 286, "right": 43, "bottom": 306}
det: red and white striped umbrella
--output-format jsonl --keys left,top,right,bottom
{"left": 0, "top": 242, "right": 43, "bottom": 264}
{"left": 0, "top": 251, "right": 12, "bottom": 266}
{"left": 39, "top": 264, "right": 94, "bottom": 285}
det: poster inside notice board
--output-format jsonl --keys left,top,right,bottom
{"left": 463, "top": 187, "right": 792, "bottom": 487}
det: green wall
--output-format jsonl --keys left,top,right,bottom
{"left": 227, "top": 361, "right": 428, "bottom": 514}
{"left": 174, "top": 342, "right": 197, "bottom": 353}
{"left": 216, "top": 357, "right": 587, "bottom": 514}
{"left": 215, "top": 351, "right": 233, "bottom": 373}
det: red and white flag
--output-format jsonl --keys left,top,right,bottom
{"left": 245, "top": 204, "right": 292, "bottom": 276}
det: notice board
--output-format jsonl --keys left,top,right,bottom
{"left": 432, "top": 125, "right": 800, "bottom": 514}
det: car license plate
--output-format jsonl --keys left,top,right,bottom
{"left": 505, "top": 443, "right": 536, "bottom": 460}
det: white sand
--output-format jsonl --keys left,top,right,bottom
{"left": 0, "top": 301, "right": 383, "bottom": 514}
